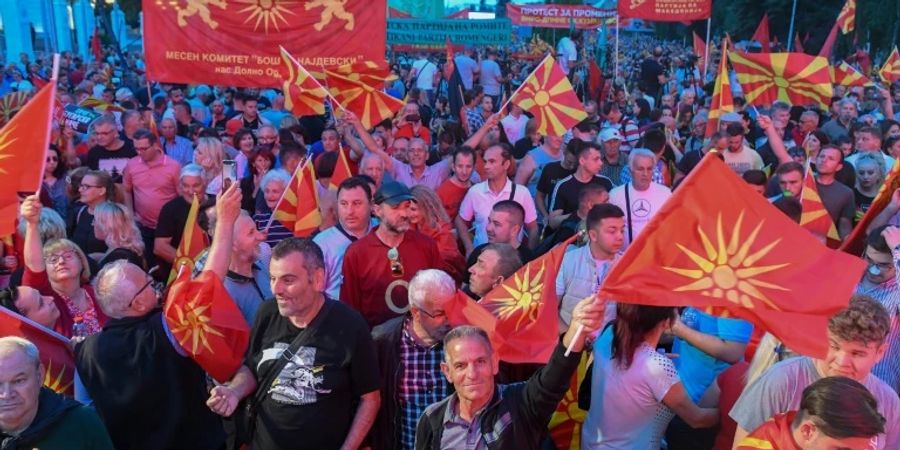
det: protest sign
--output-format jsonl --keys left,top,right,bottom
{"left": 62, "top": 104, "right": 101, "bottom": 133}
{"left": 386, "top": 19, "right": 511, "bottom": 47}
{"left": 506, "top": 4, "right": 615, "bottom": 29}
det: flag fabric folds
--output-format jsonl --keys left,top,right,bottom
{"left": 79, "top": 96, "right": 125, "bottom": 112}
{"left": 445, "top": 39, "right": 466, "bottom": 124}
{"left": 799, "top": 165, "right": 841, "bottom": 244}
{"left": 279, "top": 46, "right": 328, "bottom": 117}
{"left": 446, "top": 236, "right": 577, "bottom": 364}
{"left": 705, "top": 40, "right": 734, "bottom": 138}
{"left": 751, "top": 14, "right": 771, "bottom": 53}
{"left": 168, "top": 194, "right": 209, "bottom": 284}
{"left": 329, "top": 146, "right": 354, "bottom": 190}
{"left": 831, "top": 60, "right": 873, "bottom": 87}
{"left": 837, "top": 0, "right": 856, "bottom": 34}
{"left": 0, "top": 81, "right": 57, "bottom": 236}
{"left": 842, "top": 159, "right": 900, "bottom": 255}
{"left": 879, "top": 47, "right": 900, "bottom": 84}
{"left": 729, "top": 52, "right": 833, "bottom": 108}
{"left": 693, "top": 32, "right": 707, "bottom": 76}
{"left": 793, "top": 33, "right": 805, "bottom": 54}
{"left": 819, "top": 22, "right": 840, "bottom": 59}
{"left": 509, "top": 55, "right": 587, "bottom": 137}
{"left": 0, "top": 307, "right": 75, "bottom": 395}
{"left": 163, "top": 270, "right": 250, "bottom": 383}
{"left": 318, "top": 61, "right": 392, "bottom": 90}
{"left": 273, "top": 160, "right": 323, "bottom": 237}
{"left": 326, "top": 70, "right": 405, "bottom": 130}
{"left": 599, "top": 154, "right": 865, "bottom": 359}
{"left": 0, "top": 91, "right": 29, "bottom": 126}
{"left": 548, "top": 352, "right": 591, "bottom": 450}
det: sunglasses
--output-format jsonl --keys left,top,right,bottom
{"left": 128, "top": 267, "right": 162, "bottom": 309}
{"left": 387, "top": 247, "right": 403, "bottom": 278}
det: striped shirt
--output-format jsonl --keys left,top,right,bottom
{"left": 398, "top": 318, "right": 449, "bottom": 450}
{"left": 854, "top": 250, "right": 900, "bottom": 394}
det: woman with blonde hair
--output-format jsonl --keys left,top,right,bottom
{"left": 92, "top": 202, "right": 146, "bottom": 269}
{"left": 854, "top": 152, "right": 887, "bottom": 222}
{"left": 409, "top": 185, "right": 466, "bottom": 282}
{"left": 194, "top": 136, "right": 226, "bottom": 195}
{"left": 20, "top": 195, "right": 107, "bottom": 337}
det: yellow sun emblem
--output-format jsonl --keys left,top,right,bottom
{"left": 169, "top": 298, "right": 225, "bottom": 355}
{"left": 236, "top": 0, "right": 297, "bottom": 33}
{"left": 492, "top": 261, "right": 545, "bottom": 329}
{"left": 43, "top": 360, "right": 72, "bottom": 394}
{"left": 662, "top": 212, "right": 789, "bottom": 310}
{"left": 0, "top": 125, "right": 19, "bottom": 176}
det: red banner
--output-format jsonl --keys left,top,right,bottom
{"left": 618, "top": 0, "right": 711, "bottom": 21}
{"left": 143, "top": 0, "right": 385, "bottom": 88}
{"left": 506, "top": 4, "right": 616, "bottom": 29}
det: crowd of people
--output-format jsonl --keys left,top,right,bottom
{"left": 0, "top": 28, "right": 899, "bottom": 450}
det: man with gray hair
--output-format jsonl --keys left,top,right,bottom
{"left": 75, "top": 184, "right": 242, "bottom": 450}
{"left": 154, "top": 163, "right": 209, "bottom": 280}
{"left": 822, "top": 98, "right": 858, "bottom": 142}
{"left": 608, "top": 148, "right": 672, "bottom": 247}
{"left": 159, "top": 116, "right": 194, "bottom": 166}
{"left": 85, "top": 114, "right": 136, "bottom": 183}
{"left": 0, "top": 336, "right": 114, "bottom": 449}
{"left": 370, "top": 269, "right": 457, "bottom": 450}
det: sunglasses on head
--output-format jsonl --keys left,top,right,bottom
{"left": 387, "top": 247, "right": 403, "bottom": 278}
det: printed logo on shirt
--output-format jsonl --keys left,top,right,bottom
{"left": 632, "top": 199, "right": 651, "bottom": 218}
{"left": 386, "top": 279, "right": 411, "bottom": 314}
{"left": 268, "top": 346, "right": 332, "bottom": 406}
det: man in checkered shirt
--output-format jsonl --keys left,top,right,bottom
{"left": 369, "top": 269, "right": 456, "bottom": 450}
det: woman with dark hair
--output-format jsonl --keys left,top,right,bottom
{"left": 632, "top": 97, "right": 652, "bottom": 128}
{"left": 240, "top": 147, "right": 276, "bottom": 213}
{"left": 43, "top": 145, "right": 69, "bottom": 218}
{"left": 582, "top": 304, "right": 718, "bottom": 448}
{"left": 879, "top": 119, "right": 900, "bottom": 141}
{"left": 232, "top": 127, "right": 256, "bottom": 177}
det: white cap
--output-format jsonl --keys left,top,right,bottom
{"left": 599, "top": 128, "right": 624, "bottom": 142}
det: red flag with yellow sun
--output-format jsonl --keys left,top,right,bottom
{"left": 0, "top": 307, "right": 75, "bottom": 396}
{"left": 836, "top": 0, "right": 856, "bottom": 34}
{"left": 729, "top": 52, "right": 832, "bottom": 107}
{"left": 273, "top": 160, "right": 323, "bottom": 237}
{"left": 168, "top": 194, "right": 209, "bottom": 285}
{"left": 879, "top": 47, "right": 900, "bottom": 84}
{"left": 548, "top": 352, "right": 591, "bottom": 450}
{"left": 164, "top": 270, "right": 250, "bottom": 383}
{"left": 279, "top": 46, "right": 328, "bottom": 117}
{"left": 599, "top": 154, "right": 865, "bottom": 358}
{"left": 831, "top": 60, "right": 873, "bottom": 87}
{"left": 706, "top": 40, "right": 734, "bottom": 138}
{"left": 326, "top": 69, "right": 404, "bottom": 130}
{"left": 799, "top": 164, "right": 841, "bottom": 246}
{"left": 509, "top": 55, "right": 586, "bottom": 137}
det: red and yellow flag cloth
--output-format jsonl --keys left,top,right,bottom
{"left": 509, "top": 55, "right": 587, "bottom": 137}
{"left": 0, "top": 91, "right": 29, "bottom": 127}
{"left": 693, "top": 31, "right": 707, "bottom": 76}
{"left": 837, "top": 0, "right": 856, "bottom": 35}
{"left": 799, "top": 165, "right": 841, "bottom": 245}
{"left": 705, "top": 39, "right": 734, "bottom": 138}
{"left": 164, "top": 270, "right": 250, "bottom": 383}
{"left": 599, "top": 154, "right": 865, "bottom": 359}
{"left": 751, "top": 13, "right": 771, "bottom": 53}
{"left": 279, "top": 46, "right": 328, "bottom": 117}
{"left": 325, "top": 69, "right": 404, "bottom": 130}
{"left": 735, "top": 412, "right": 800, "bottom": 450}
{"left": 328, "top": 145, "right": 354, "bottom": 191}
{"left": 842, "top": 159, "right": 900, "bottom": 255}
{"left": 729, "top": 52, "right": 833, "bottom": 108}
{"left": 831, "top": 60, "right": 873, "bottom": 87}
{"left": 446, "top": 235, "right": 577, "bottom": 364}
{"left": 317, "top": 60, "right": 392, "bottom": 90}
{"left": 0, "top": 307, "right": 75, "bottom": 396}
{"left": 168, "top": 194, "right": 209, "bottom": 284}
{"left": 273, "top": 160, "right": 322, "bottom": 237}
{"left": 548, "top": 352, "right": 591, "bottom": 450}
{"left": 0, "top": 81, "right": 57, "bottom": 236}
{"left": 78, "top": 96, "right": 124, "bottom": 112}
{"left": 879, "top": 47, "right": 900, "bottom": 84}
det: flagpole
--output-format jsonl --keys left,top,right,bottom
{"left": 263, "top": 156, "right": 308, "bottom": 233}
{"left": 615, "top": 14, "right": 620, "bottom": 85}
{"left": 36, "top": 54, "right": 61, "bottom": 195}
{"left": 704, "top": 18, "right": 712, "bottom": 80}
{"left": 496, "top": 53, "right": 552, "bottom": 116}
{"left": 787, "top": 0, "right": 798, "bottom": 51}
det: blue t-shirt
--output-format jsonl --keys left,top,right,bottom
{"left": 672, "top": 307, "right": 753, "bottom": 402}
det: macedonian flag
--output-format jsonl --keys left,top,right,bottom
{"left": 272, "top": 159, "right": 322, "bottom": 237}
{"left": 548, "top": 352, "right": 591, "bottom": 450}
{"left": 318, "top": 60, "right": 392, "bottom": 90}
{"left": 328, "top": 145, "right": 354, "bottom": 190}
{"left": 168, "top": 194, "right": 209, "bottom": 285}
{"left": 706, "top": 40, "right": 734, "bottom": 138}
{"left": 326, "top": 70, "right": 405, "bottom": 130}
{"left": 600, "top": 154, "right": 865, "bottom": 358}
{"left": 164, "top": 269, "right": 250, "bottom": 383}
{"left": 879, "top": 46, "right": 900, "bottom": 84}
{"left": 729, "top": 52, "right": 832, "bottom": 107}
{"left": 509, "top": 55, "right": 587, "bottom": 137}
{"left": 831, "top": 60, "right": 873, "bottom": 87}
{"left": 0, "top": 307, "right": 75, "bottom": 396}
{"left": 836, "top": 0, "right": 856, "bottom": 34}
{"left": 799, "top": 164, "right": 841, "bottom": 245}
{"left": 279, "top": 46, "right": 327, "bottom": 117}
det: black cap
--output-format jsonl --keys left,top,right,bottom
{"left": 374, "top": 181, "right": 416, "bottom": 206}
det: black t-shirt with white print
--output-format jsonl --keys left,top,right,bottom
{"left": 244, "top": 299, "right": 380, "bottom": 450}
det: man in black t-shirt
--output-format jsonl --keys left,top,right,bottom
{"left": 85, "top": 114, "right": 136, "bottom": 183}
{"left": 207, "top": 238, "right": 381, "bottom": 450}
{"left": 549, "top": 142, "right": 613, "bottom": 217}
{"left": 536, "top": 139, "right": 579, "bottom": 220}
{"left": 640, "top": 47, "right": 666, "bottom": 103}
{"left": 153, "top": 164, "right": 208, "bottom": 281}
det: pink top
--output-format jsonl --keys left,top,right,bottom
{"left": 123, "top": 154, "right": 181, "bottom": 229}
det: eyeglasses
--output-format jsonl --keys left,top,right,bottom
{"left": 128, "top": 276, "right": 163, "bottom": 309}
{"left": 387, "top": 247, "right": 404, "bottom": 278}
{"left": 864, "top": 254, "right": 893, "bottom": 272}
{"left": 418, "top": 308, "right": 447, "bottom": 320}
{"left": 79, "top": 183, "right": 103, "bottom": 190}
{"left": 44, "top": 251, "right": 77, "bottom": 265}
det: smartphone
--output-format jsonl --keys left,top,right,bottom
{"left": 406, "top": 114, "right": 420, "bottom": 123}
{"left": 222, "top": 160, "right": 238, "bottom": 191}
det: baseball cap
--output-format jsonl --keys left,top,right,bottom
{"left": 599, "top": 128, "right": 623, "bottom": 142}
{"left": 720, "top": 112, "right": 742, "bottom": 123}
{"left": 374, "top": 181, "right": 416, "bottom": 206}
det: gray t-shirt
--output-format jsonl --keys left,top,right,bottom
{"left": 729, "top": 357, "right": 900, "bottom": 450}
{"left": 479, "top": 59, "right": 503, "bottom": 96}
{"left": 817, "top": 180, "right": 856, "bottom": 225}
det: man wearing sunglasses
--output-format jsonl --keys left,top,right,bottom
{"left": 74, "top": 183, "right": 244, "bottom": 450}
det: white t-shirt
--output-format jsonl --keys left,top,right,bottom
{"left": 608, "top": 182, "right": 672, "bottom": 246}
{"left": 582, "top": 333, "right": 680, "bottom": 449}
{"left": 479, "top": 59, "right": 503, "bottom": 96}
{"left": 411, "top": 58, "right": 437, "bottom": 90}
{"left": 501, "top": 113, "right": 528, "bottom": 144}
{"left": 458, "top": 179, "right": 538, "bottom": 247}
{"left": 557, "top": 37, "right": 577, "bottom": 75}
{"left": 723, "top": 147, "right": 764, "bottom": 175}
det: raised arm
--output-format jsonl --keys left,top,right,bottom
{"left": 757, "top": 115, "right": 791, "bottom": 165}
{"left": 20, "top": 195, "right": 46, "bottom": 273}
{"left": 203, "top": 182, "right": 241, "bottom": 279}
{"left": 463, "top": 113, "right": 501, "bottom": 149}
{"left": 345, "top": 110, "right": 393, "bottom": 171}
{"left": 670, "top": 315, "right": 747, "bottom": 364}
{"left": 866, "top": 188, "right": 900, "bottom": 233}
